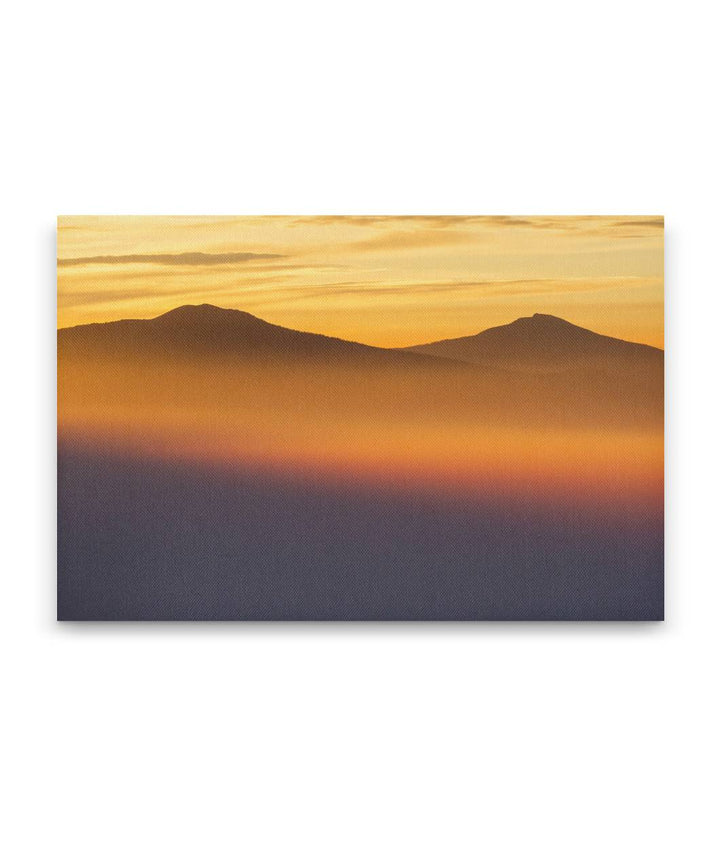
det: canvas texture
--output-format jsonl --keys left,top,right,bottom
{"left": 57, "top": 216, "right": 664, "bottom": 620}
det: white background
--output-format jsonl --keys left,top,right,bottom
{"left": 2, "top": 1, "right": 718, "bottom": 853}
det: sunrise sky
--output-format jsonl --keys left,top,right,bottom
{"left": 57, "top": 215, "right": 664, "bottom": 348}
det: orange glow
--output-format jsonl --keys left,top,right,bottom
{"left": 59, "top": 354, "right": 663, "bottom": 512}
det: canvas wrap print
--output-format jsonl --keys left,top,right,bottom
{"left": 57, "top": 216, "right": 664, "bottom": 620}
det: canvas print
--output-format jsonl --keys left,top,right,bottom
{"left": 57, "top": 216, "right": 664, "bottom": 620}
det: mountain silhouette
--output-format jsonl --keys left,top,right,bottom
{"left": 58, "top": 305, "right": 663, "bottom": 430}
{"left": 58, "top": 304, "right": 664, "bottom": 424}
{"left": 58, "top": 303, "right": 454, "bottom": 369}
{"left": 404, "top": 313, "right": 663, "bottom": 372}
{"left": 59, "top": 304, "right": 662, "bottom": 374}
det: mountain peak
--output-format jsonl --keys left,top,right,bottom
{"left": 157, "top": 303, "right": 252, "bottom": 320}
{"left": 58, "top": 302, "right": 447, "bottom": 369}
{"left": 405, "top": 312, "right": 662, "bottom": 370}
{"left": 153, "top": 303, "right": 273, "bottom": 329}
{"left": 513, "top": 313, "right": 575, "bottom": 327}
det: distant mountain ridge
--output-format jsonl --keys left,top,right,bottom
{"left": 60, "top": 304, "right": 661, "bottom": 366}
{"left": 58, "top": 303, "right": 452, "bottom": 369}
{"left": 58, "top": 304, "right": 664, "bottom": 438}
{"left": 59, "top": 304, "right": 663, "bottom": 410}
{"left": 403, "top": 312, "right": 663, "bottom": 372}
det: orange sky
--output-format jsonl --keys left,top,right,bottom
{"left": 57, "top": 215, "right": 664, "bottom": 348}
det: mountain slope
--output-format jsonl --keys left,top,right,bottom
{"left": 58, "top": 305, "right": 664, "bottom": 434}
{"left": 404, "top": 313, "right": 663, "bottom": 373}
{"left": 58, "top": 303, "right": 456, "bottom": 369}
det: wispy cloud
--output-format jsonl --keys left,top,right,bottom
{"left": 292, "top": 215, "right": 662, "bottom": 230}
{"left": 288, "top": 215, "right": 490, "bottom": 229}
{"left": 334, "top": 229, "right": 476, "bottom": 254}
{"left": 234, "top": 276, "right": 662, "bottom": 308}
{"left": 58, "top": 251, "right": 284, "bottom": 268}
{"left": 289, "top": 216, "right": 664, "bottom": 250}
{"left": 471, "top": 215, "right": 664, "bottom": 235}
{"left": 610, "top": 217, "right": 663, "bottom": 229}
